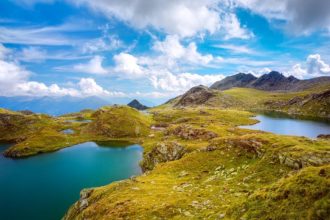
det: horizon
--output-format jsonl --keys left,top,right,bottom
{"left": 1, "top": 0, "right": 330, "bottom": 104}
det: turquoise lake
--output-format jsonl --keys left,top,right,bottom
{"left": 0, "top": 142, "right": 143, "bottom": 220}
{"left": 240, "top": 113, "right": 330, "bottom": 138}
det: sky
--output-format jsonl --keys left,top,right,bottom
{"left": 0, "top": 0, "right": 330, "bottom": 104}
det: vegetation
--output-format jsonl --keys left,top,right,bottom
{"left": 1, "top": 89, "right": 329, "bottom": 219}
{"left": 62, "top": 107, "right": 330, "bottom": 220}
{"left": 2, "top": 106, "right": 153, "bottom": 157}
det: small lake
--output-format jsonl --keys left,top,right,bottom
{"left": 0, "top": 142, "right": 143, "bottom": 220}
{"left": 240, "top": 113, "right": 330, "bottom": 138}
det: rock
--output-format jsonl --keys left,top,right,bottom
{"left": 79, "top": 188, "right": 94, "bottom": 211}
{"left": 317, "top": 134, "right": 330, "bottom": 139}
{"left": 141, "top": 142, "right": 186, "bottom": 172}
{"left": 166, "top": 124, "right": 218, "bottom": 140}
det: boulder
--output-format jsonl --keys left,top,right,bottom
{"left": 141, "top": 142, "right": 186, "bottom": 172}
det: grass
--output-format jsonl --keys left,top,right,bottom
{"left": 1, "top": 100, "right": 329, "bottom": 219}
{"left": 61, "top": 106, "right": 330, "bottom": 220}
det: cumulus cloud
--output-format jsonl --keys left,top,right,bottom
{"left": 149, "top": 70, "right": 225, "bottom": 92}
{"left": 288, "top": 54, "right": 330, "bottom": 78}
{"left": 0, "top": 44, "right": 122, "bottom": 97}
{"left": 70, "top": 0, "right": 221, "bottom": 37}
{"left": 73, "top": 56, "right": 108, "bottom": 75}
{"left": 235, "top": 0, "right": 330, "bottom": 34}
{"left": 113, "top": 53, "right": 144, "bottom": 77}
{"left": 152, "top": 35, "right": 216, "bottom": 66}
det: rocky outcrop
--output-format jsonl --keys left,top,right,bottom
{"left": 174, "top": 85, "right": 215, "bottom": 107}
{"left": 264, "top": 89, "right": 330, "bottom": 118}
{"left": 317, "top": 134, "right": 330, "bottom": 139}
{"left": 276, "top": 152, "right": 330, "bottom": 169}
{"left": 141, "top": 142, "right": 186, "bottom": 172}
{"left": 165, "top": 125, "right": 218, "bottom": 140}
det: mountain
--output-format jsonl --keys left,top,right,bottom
{"left": 210, "top": 71, "right": 330, "bottom": 91}
{"left": 210, "top": 73, "right": 257, "bottom": 90}
{"left": 127, "top": 99, "right": 149, "bottom": 110}
{"left": 0, "top": 96, "right": 111, "bottom": 116}
{"left": 173, "top": 85, "right": 216, "bottom": 107}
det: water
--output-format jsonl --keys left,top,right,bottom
{"left": 0, "top": 142, "right": 143, "bottom": 220}
{"left": 240, "top": 113, "right": 330, "bottom": 138}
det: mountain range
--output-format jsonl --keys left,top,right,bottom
{"left": 210, "top": 71, "right": 330, "bottom": 91}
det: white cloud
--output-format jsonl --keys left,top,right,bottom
{"left": 306, "top": 54, "right": 330, "bottom": 75}
{"left": 73, "top": 56, "right": 108, "bottom": 75}
{"left": 0, "top": 44, "right": 123, "bottom": 97}
{"left": 288, "top": 54, "right": 330, "bottom": 78}
{"left": 213, "top": 44, "right": 256, "bottom": 54}
{"left": 235, "top": 0, "right": 330, "bottom": 34}
{"left": 70, "top": 0, "right": 221, "bottom": 37}
{"left": 0, "top": 43, "right": 11, "bottom": 59}
{"left": 111, "top": 38, "right": 225, "bottom": 92}
{"left": 0, "top": 22, "right": 88, "bottom": 46}
{"left": 149, "top": 71, "right": 225, "bottom": 92}
{"left": 220, "top": 13, "right": 253, "bottom": 39}
{"left": 78, "top": 78, "right": 110, "bottom": 96}
{"left": 82, "top": 35, "right": 123, "bottom": 54}
{"left": 19, "top": 47, "right": 47, "bottom": 62}
{"left": 113, "top": 52, "right": 144, "bottom": 77}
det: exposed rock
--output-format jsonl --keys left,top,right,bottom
{"left": 317, "top": 134, "right": 330, "bottom": 139}
{"left": 277, "top": 152, "right": 330, "bottom": 169}
{"left": 174, "top": 85, "right": 216, "bottom": 107}
{"left": 141, "top": 142, "right": 186, "bottom": 172}
{"left": 127, "top": 99, "right": 149, "bottom": 110}
{"left": 165, "top": 125, "right": 218, "bottom": 140}
{"left": 79, "top": 188, "right": 94, "bottom": 211}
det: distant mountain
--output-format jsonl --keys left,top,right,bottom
{"left": 0, "top": 96, "right": 111, "bottom": 116}
{"left": 127, "top": 99, "right": 149, "bottom": 110}
{"left": 210, "top": 73, "right": 257, "bottom": 91}
{"left": 210, "top": 71, "right": 330, "bottom": 91}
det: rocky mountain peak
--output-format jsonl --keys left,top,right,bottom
{"left": 174, "top": 85, "right": 215, "bottom": 107}
{"left": 127, "top": 99, "right": 149, "bottom": 110}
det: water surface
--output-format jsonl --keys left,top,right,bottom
{"left": 240, "top": 113, "right": 330, "bottom": 138}
{"left": 0, "top": 142, "right": 142, "bottom": 220}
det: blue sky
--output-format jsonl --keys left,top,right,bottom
{"left": 0, "top": 0, "right": 330, "bottom": 104}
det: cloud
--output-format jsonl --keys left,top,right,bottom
{"left": 0, "top": 44, "right": 123, "bottom": 97}
{"left": 149, "top": 70, "right": 225, "bottom": 92}
{"left": 113, "top": 52, "right": 144, "bottom": 77}
{"left": 70, "top": 0, "right": 221, "bottom": 37}
{"left": 288, "top": 54, "right": 330, "bottom": 78}
{"left": 73, "top": 56, "right": 108, "bottom": 74}
{"left": 82, "top": 35, "right": 124, "bottom": 54}
{"left": 220, "top": 13, "right": 253, "bottom": 39}
{"left": 0, "top": 22, "right": 87, "bottom": 46}
{"left": 235, "top": 0, "right": 330, "bottom": 34}
{"left": 0, "top": 43, "right": 11, "bottom": 59}
{"left": 18, "top": 47, "right": 47, "bottom": 62}
{"left": 213, "top": 43, "right": 256, "bottom": 54}
{"left": 152, "top": 35, "right": 216, "bottom": 66}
